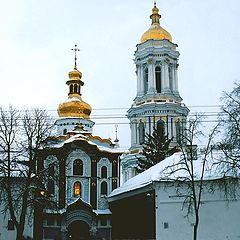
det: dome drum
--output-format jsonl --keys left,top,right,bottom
{"left": 66, "top": 79, "right": 84, "bottom": 85}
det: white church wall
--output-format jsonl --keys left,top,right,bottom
{"left": 155, "top": 182, "right": 240, "bottom": 240}
{"left": 65, "top": 149, "right": 91, "bottom": 204}
{"left": 0, "top": 204, "right": 33, "bottom": 239}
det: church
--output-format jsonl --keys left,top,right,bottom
{"left": 35, "top": 44, "right": 123, "bottom": 239}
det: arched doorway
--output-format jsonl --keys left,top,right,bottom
{"left": 67, "top": 220, "right": 90, "bottom": 240}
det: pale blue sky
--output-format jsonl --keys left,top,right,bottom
{"left": 0, "top": 0, "right": 239, "bottom": 148}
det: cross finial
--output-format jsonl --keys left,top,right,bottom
{"left": 71, "top": 44, "right": 80, "bottom": 69}
{"left": 114, "top": 124, "right": 119, "bottom": 143}
{"left": 154, "top": 0, "right": 156, "bottom": 7}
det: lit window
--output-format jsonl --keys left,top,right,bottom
{"left": 74, "top": 182, "right": 81, "bottom": 197}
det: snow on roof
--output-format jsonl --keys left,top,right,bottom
{"left": 109, "top": 151, "right": 227, "bottom": 198}
{"left": 48, "top": 133, "right": 124, "bottom": 154}
{"left": 93, "top": 209, "right": 112, "bottom": 215}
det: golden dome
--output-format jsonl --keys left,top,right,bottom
{"left": 68, "top": 67, "right": 82, "bottom": 80}
{"left": 58, "top": 97, "right": 92, "bottom": 119}
{"left": 57, "top": 57, "right": 92, "bottom": 119}
{"left": 140, "top": 3, "right": 172, "bottom": 43}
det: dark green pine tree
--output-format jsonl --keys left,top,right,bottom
{"left": 136, "top": 127, "right": 178, "bottom": 173}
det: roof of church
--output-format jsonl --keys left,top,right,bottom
{"left": 45, "top": 132, "right": 125, "bottom": 154}
{"left": 67, "top": 197, "right": 94, "bottom": 213}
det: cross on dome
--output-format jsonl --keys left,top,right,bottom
{"left": 71, "top": 44, "right": 80, "bottom": 69}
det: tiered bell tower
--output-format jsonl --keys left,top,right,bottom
{"left": 128, "top": 2, "right": 189, "bottom": 152}
{"left": 121, "top": 2, "right": 189, "bottom": 182}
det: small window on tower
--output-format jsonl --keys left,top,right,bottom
{"left": 63, "top": 129, "right": 67, "bottom": 135}
{"left": 155, "top": 66, "right": 161, "bottom": 93}
{"left": 74, "top": 84, "right": 78, "bottom": 93}
{"left": 101, "top": 181, "right": 108, "bottom": 196}
{"left": 73, "top": 159, "right": 83, "bottom": 175}
{"left": 70, "top": 84, "right": 73, "bottom": 94}
{"left": 144, "top": 68, "right": 148, "bottom": 93}
{"left": 101, "top": 166, "right": 107, "bottom": 178}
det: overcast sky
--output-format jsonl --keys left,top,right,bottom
{"left": 0, "top": 0, "right": 239, "bottom": 148}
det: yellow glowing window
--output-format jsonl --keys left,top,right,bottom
{"left": 74, "top": 182, "right": 81, "bottom": 197}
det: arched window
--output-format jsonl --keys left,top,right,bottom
{"left": 47, "top": 165, "right": 55, "bottom": 196}
{"left": 157, "top": 120, "right": 165, "bottom": 140}
{"left": 73, "top": 159, "right": 83, "bottom": 175}
{"left": 74, "top": 182, "right": 81, "bottom": 197}
{"left": 101, "top": 181, "right": 108, "bottom": 196}
{"left": 101, "top": 166, "right": 107, "bottom": 178}
{"left": 144, "top": 68, "right": 148, "bottom": 94}
{"left": 70, "top": 84, "right": 73, "bottom": 94}
{"left": 63, "top": 129, "right": 67, "bottom": 135}
{"left": 155, "top": 66, "right": 161, "bottom": 93}
{"left": 139, "top": 121, "right": 145, "bottom": 144}
{"left": 78, "top": 85, "right": 80, "bottom": 94}
{"left": 74, "top": 84, "right": 78, "bottom": 93}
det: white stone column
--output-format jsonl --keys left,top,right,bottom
{"left": 132, "top": 121, "right": 137, "bottom": 145}
{"left": 161, "top": 63, "right": 164, "bottom": 93}
{"left": 172, "top": 64, "right": 176, "bottom": 92}
{"left": 147, "top": 60, "right": 155, "bottom": 94}
{"left": 136, "top": 121, "right": 139, "bottom": 145}
{"left": 139, "top": 65, "right": 144, "bottom": 95}
{"left": 163, "top": 60, "right": 170, "bottom": 93}
{"left": 130, "top": 123, "right": 134, "bottom": 146}
{"left": 171, "top": 65, "right": 175, "bottom": 91}
{"left": 153, "top": 64, "right": 156, "bottom": 92}
{"left": 136, "top": 65, "right": 141, "bottom": 97}
{"left": 175, "top": 64, "right": 179, "bottom": 93}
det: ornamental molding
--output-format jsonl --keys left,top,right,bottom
{"left": 66, "top": 210, "right": 93, "bottom": 227}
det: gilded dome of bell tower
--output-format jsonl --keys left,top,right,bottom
{"left": 140, "top": 1, "right": 172, "bottom": 43}
{"left": 57, "top": 45, "right": 92, "bottom": 119}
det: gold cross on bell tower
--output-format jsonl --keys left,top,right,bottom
{"left": 71, "top": 44, "right": 80, "bottom": 69}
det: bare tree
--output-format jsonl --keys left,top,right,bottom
{"left": 161, "top": 114, "right": 218, "bottom": 240}
{"left": 0, "top": 107, "right": 53, "bottom": 240}
{"left": 217, "top": 81, "right": 240, "bottom": 176}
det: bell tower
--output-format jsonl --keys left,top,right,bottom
{"left": 128, "top": 2, "right": 189, "bottom": 153}
{"left": 121, "top": 2, "right": 189, "bottom": 183}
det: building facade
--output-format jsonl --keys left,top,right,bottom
{"left": 110, "top": 152, "right": 240, "bottom": 240}
{"left": 121, "top": 3, "right": 189, "bottom": 182}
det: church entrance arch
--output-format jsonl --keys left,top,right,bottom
{"left": 67, "top": 220, "right": 90, "bottom": 240}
